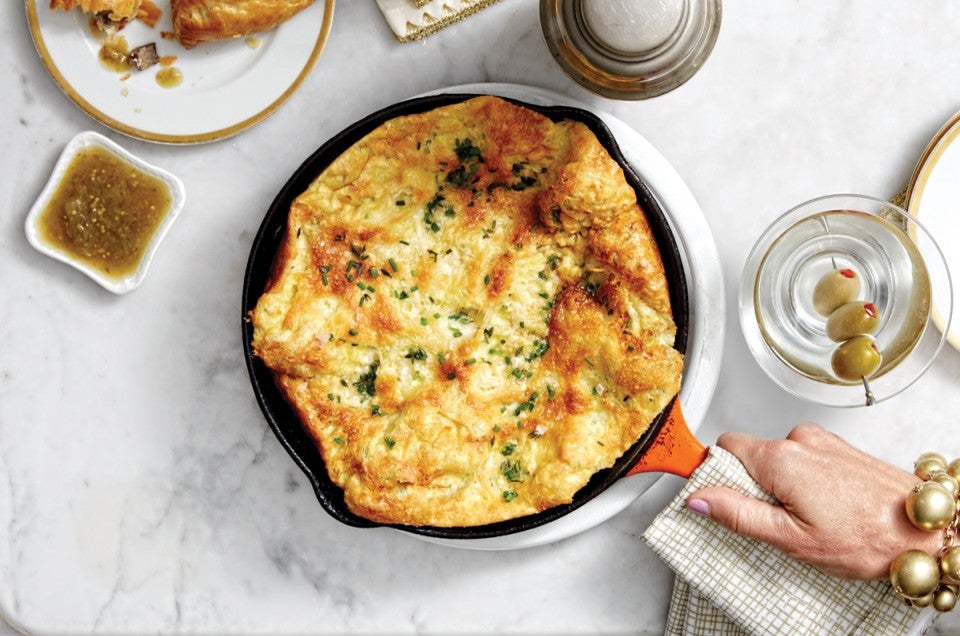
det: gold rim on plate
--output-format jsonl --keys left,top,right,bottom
{"left": 25, "top": 0, "right": 335, "bottom": 144}
{"left": 905, "top": 111, "right": 960, "bottom": 352}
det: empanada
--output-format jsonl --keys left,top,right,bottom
{"left": 171, "top": 0, "right": 316, "bottom": 49}
{"left": 49, "top": 0, "right": 142, "bottom": 24}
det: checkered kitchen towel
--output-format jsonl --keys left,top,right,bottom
{"left": 375, "top": 0, "right": 500, "bottom": 42}
{"left": 643, "top": 446, "right": 936, "bottom": 635}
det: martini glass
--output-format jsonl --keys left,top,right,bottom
{"left": 740, "top": 194, "right": 953, "bottom": 407}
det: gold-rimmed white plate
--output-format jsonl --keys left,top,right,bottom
{"left": 906, "top": 111, "right": 960, "bottom": 352}
{"left": 26, "top": 0, "right": 334, "bottom": 144}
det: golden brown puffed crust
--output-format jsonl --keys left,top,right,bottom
{"left": 171, "top": 0, "right": 315, "bottom": 49}
{"left": 250, "top": 96, "right": 683, "bottom": 527}
{"left": 49, "top": 0, "right": 141, "bottom": 22}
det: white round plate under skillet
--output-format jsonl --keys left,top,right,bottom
{"left": 26, "top": 0, "right": 334, "bottom": 144}
{"left": 907, "top": 112, "right": 960, "bottom": 352}
{"left": 414, "top": 83, "right": 724, "bottom": 549}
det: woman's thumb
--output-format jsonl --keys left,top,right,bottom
{"left": 686, "top": 486, "right": 793, "bottom": 548}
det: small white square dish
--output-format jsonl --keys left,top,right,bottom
{"left": 24, "top": 130, "right": 186, "bottom": 294}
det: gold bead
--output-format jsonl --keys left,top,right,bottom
{"left": 906, "top": 482, "right": 957, "bottom": 531}
{"left": 918, "top": 452, "right": 949, "bottom": 468}
{"left": 891, "top": 550, "right": 941, "bottom": 599}
{"left": 911, "top": 591, "right": 935, "bottom": 608}
{"left": 942, "top": 547, "right": 960, "bottom": 583}
{"left": 933, "top": 472, "right": 960, "bottom": 499}
{"left": 934, "top": 585, "right": 959, "bottom": 612}
{"left": 916, "top": 458, "right": 948, "bottom": 481}
{"left": 949, "top": 459, "right": 960, "bottom": 482}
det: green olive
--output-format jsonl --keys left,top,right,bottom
{"left": 826, "top": 301, "right": 880, "bottom": 341}
{"left": 831, "top": 335, "right": 881, "bottom": 381}
{"left": 813, "top": 268, "right": 861, "bottom": 316}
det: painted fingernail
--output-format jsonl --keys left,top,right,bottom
{"left": 687, "top": 498, "right": 710, "bottom": 517}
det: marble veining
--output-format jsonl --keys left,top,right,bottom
{"left": 4, "top": 0, "right": 960, "bottom": 634}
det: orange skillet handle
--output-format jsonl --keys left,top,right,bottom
{"left": 625, "top": 399, "right": 707, "bottom": 479}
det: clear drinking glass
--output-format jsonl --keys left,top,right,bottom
{"left": 739, "top": 194, "right": 953, "bottom": 407}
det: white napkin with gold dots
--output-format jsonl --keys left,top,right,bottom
{"left": 643, "top": 446, "right": 937, "bottom": 636}
{"left": 375, "top": 0, "right": 501, "bottom": 42}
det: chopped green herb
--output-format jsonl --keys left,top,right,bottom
{"left": 384, "top": 436, "right": 396, "bottom": 449}
{"left": 404, "top": 348, "right": 427, "bottom": 361}
{"left": 388, "top": 258, "right": 399, "bottom": 272}
{"left": 448, "top": 311, "right": 472, "bottom": 324}
{"left": 354, "top": 363, "right": 378, "bottom": 397}
{"left": 514, "top": 392, "right": 539, "bottom": 416}
{"left": 334, "top": 436, "right": 344, "bottom": 445}
{"left": 500, "top": 459, "right": 526, "bottom": 482}
{"left": 525, "top": 339, "right": 549, "bottom": 362}
{"left": 447, "top": 139, "right": 483, "bottom": 188}
{"left": 455, "top": 138, "right": 482, "bottom": 162}
{"left": 501, "top": 440, "right": 517, "bottom": 456}
{"left": 503, "top": 490, "right": 518, "bottom": 502}
{"left": 424, "top": 193, "right": 448, "bottom": 232}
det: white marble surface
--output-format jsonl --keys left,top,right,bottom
{"left": 3, "top": 1, "right": 960, "bottom": 634}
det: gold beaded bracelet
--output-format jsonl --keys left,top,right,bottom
{"left": 889, "top": 452, "right": 960, "bottom": 612}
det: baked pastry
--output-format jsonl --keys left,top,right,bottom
{"left": 171, "top": 0, "right": 316, "bottom": 49}
{"left": 250, "top": 96, "right": 683, "bottom": 527}
{"left": 49, "top": 0, "right": 141, "bottom": 25}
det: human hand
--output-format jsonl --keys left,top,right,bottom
{"left": 686, "top": 422, "right": 942, "bottom": 580}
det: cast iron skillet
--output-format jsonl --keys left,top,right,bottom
{"left": 241, "top": 93, "right": 689, "bottom": 539}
